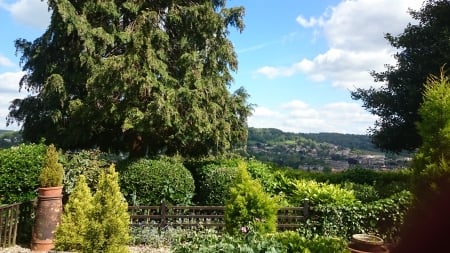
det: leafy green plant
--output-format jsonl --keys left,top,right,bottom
{"left": 84, "top": 164, "right": 130, "bottom": 253}
{"left": 38, "top": 144, "right": 64, "bottom": 187}
{"left": 0, "top": 143, "right": 47, "bottom": 204}
{"left": 55, "top": 175, "right": 93, "bottom": 251}
{"left": 272, "top": 231, "right": 349, "bottom": 253}
{"left": 289, "top": 179, "right": 357, "bottom": 206}
{"left": 119, "top": 157, "right": 195, "bottom": 205}
{"left": 299, "top": 190, "right": 413, "bottom": 242}
{"left": 342, "top": 182, "right": 380, "bottom": 203}
{"left": 247, "top": 159, "right": 280, "bottom": 194}
{"left": 61, "top": 149, "right": 119, "bottom": 195}
{"left": 412, "top": 71, "right": 450, "bottom": 201}
{"left": 195, "top": 163, "right": 238, "bottom": 205}
{"left": 224, "top": 161, "right": 279, "bottom": 235}
{"left": 171, "top": 228, "right": 284, "bottom": 253}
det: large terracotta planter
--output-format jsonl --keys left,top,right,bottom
{"left": 31, "top": 186, "right": 63, "bottom": 252}
{"left": 348, "top": 234, "right": 389, "bottom": 253}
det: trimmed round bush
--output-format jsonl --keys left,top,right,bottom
{"left": 196, "top": 163, "right": 238, "bottom": 205}
{"left": 0, "top": 143, "right": 47, "bottom": 204}
{"left": 119, "top": 157, "right": 195, "bottom": 205}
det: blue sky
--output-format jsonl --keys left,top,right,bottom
{"left": 0, "top": 0, "right": 424, "bottom": 134}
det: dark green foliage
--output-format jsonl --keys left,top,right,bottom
{"left": 299, "top": 190, "right": 413, "bottom": 243}
{"left": 246, "top": 159, "right": 280, "bottom": 194}
{"left": 272, "top": 231, "right": 349, "bottom": 253}
{"left": 38, "top": 144, "right": 64, "bottom": 187}
{"left": 195, "top": 163, "right": 238, "bottom": 205}
{"left": 9, "top": 0, "right": 251, "bottom": 158}
{"left": 61, "top": 149, "right": 121, "bottom": 196}
{"left": 351, "top": 0, "right": 450, "bottom": 152}
{"left": 0, "top": 143, "right": 47, "bottom": 204}
{"left": 171, "top": 229, "right": 349, "bottom": 253}
{"left": 171, "top": 228, "right": 284, "bottom": 253}
{"left": 224, "top": 162, "right": 279, "bottom": 235}
{"left": 119, "top": 157, "right": 195, "bottom": 205}
{"left": 342, "top": 182, "right": 380, "bottom": 203}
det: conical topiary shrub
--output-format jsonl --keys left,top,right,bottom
{"left": 84, "top": 164, "right": 130, "bottom": 253}
{"left": 55, "top": 175, "right": 93, "bottom": 251}
{"left": 224, "top": 161, "right": 279, "bottom": 235}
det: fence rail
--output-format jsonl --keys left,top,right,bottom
{"left": 129, "top": 199, "right": 309, "bottom": 231}
{"left": 0, "top": 203, "right": 20, "bottom": 248}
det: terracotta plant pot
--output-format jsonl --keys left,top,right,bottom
{"left": 31, "top": 186, "right": 63, "bottom": 252}
{"left": 348, "top": 234, "right": 389, "bottom": 253}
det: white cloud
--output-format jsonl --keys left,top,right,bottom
{"left": 248, "top": 100, "right": 378, "bottom": 134}
{"left": 256, "top": 0, "right": 424, "bottom": 90}
{"left": 0, "top": 71, "right": 27, "bottom": 130}
{"left": 2, "top": 0, "right": 51, "bottom": 29}
{"left": 0, "top": 55, "right": 15, "bottom": 67}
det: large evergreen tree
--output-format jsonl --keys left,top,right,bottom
{"left": 9, "top": 0, "right": 251, "bottom": 157}
{"left": 351, "top": 0, "right": 450, "bottom": 152}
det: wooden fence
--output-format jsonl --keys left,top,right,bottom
{"left": 0, "top": 200, "right": 309, "bottom": 248}
{"left": 129, "top": 199, "right": 309, "bottom": 231}
{"left": 0, "top": 203, "right": 20, "bottom": 248}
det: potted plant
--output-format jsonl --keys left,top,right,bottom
{"left": 31, "top": 144, "right": 65, "bottom": 252}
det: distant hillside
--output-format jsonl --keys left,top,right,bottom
{"left": 246, "top": 128, "right": 409, "bottom": 171}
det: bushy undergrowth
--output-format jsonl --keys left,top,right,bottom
{"left": 281, "top": 167, "right": 412, "bottom": 198}
{"left": 61, "top": 149, "right": 120, "bottom": 196}
{"left": 289, "top": 179, "right": 357, "bottom": 206}
{"left": 195, "top": 163, "right": 238, "bottom": 205}
{"left": 224, "top": 162, "right": 279, "bottom": 235}
{"left": 299, "top": 190, "right": 413, "bottom": 242}
{"left": 0, "top": 143, "right": 47, "bottom": 204}
{"left": 169, "top": 228, "right": 349, "bottom": 253}
{"left": 119, "top": 157, "right": 195, "bottom": 205}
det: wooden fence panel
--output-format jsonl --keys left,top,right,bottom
{"left": 129, "top": 200, "right": 309, "bottom": 231}
{"left": 0, "top": 203, "right": 20, "bottom": 248}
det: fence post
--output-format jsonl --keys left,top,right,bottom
{"left": 160, "top": 202, "right": 167, "bottom": 228}
{"left": 303, "top": 199, "right": 309, "bottom": 219}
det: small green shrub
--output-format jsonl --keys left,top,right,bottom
{"left": 224, "top": 161, "right": 279, "bottom": 235}
{"left": 119, "top": 157, "right": 195, "bottom": 205}
{"left": 299, "top": 190, "right": 413, "bottom": 242}
{"left": 272, "top": 231, "right": 349, "bottom": 253}
{"left": 39, "top": 144, "right": 64, "bottom": 187}
{"left": 247, "top": 159, "right": 279, "bottom": 194}
{"left": 195, "top": 163, "right": 238, "bottom": 205}
{"left": 342, "top": 182, "right": 380, "bottom": 203}
{"left": 84, "top": 164, "right": 130, "bottom": 253}
{"left": 0, "top": 143, "right": 47, "bottom": 204}
{"left": 171, "top": 228, "right": 284, "bottom": 253}
{"left": 55, "top": 175, "right": 93, "bottom": 251}
{"left": 289, "top": 179, "right": 357, "bottom": 206}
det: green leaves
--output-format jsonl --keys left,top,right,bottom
{"left": 9, "top": 0, "right": 250, "bottom": 158}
